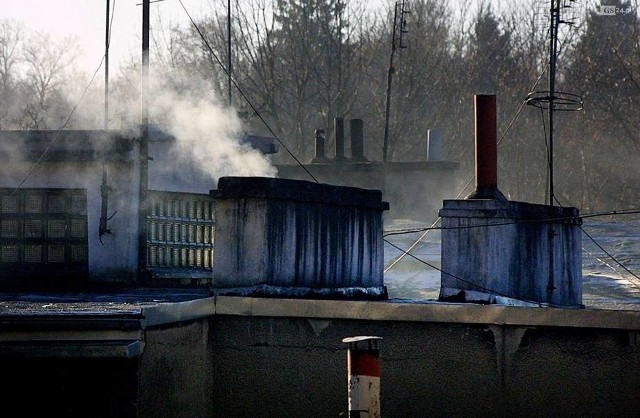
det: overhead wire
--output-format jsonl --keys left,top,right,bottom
{"left": 551, "top": 187, "right": 640, "bottom": 293}
{"left": 384, "top": 65, "right": 550, "bottom": 273}
{"left": 383, "top": 207, "right": 640, "bottom": 237}
{"left": 383, "top": 238, "right": 561, "bottom": 307}
{"left": 177, "top": 0, "right": 319, "bottom": 183}
{"left": 0, "top": 53, "right": 108, "bottom": 212}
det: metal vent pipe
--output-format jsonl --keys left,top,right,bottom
{"left": 467, "top": 94, "right": 506, "bottom": 200}
{"left": 350, "top": 119, "right": 366, "bottom": 162}
{"left": 334, "top": 117, "right": 346, "bottom": 161}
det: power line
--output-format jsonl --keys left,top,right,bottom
{"left": 383, "top": 208, "right": 640, "bottom": 237}
{"left": 383, "top": 238, "right": 563, "bottom": 307}
{"left": 384, "top": 65, "right": 549, "bottom": 272}
{"left": 0, "top": 55, "right": 107, "bottom": 212}
{"left": 177, "top": 0, "right": 319, "bottom": 183}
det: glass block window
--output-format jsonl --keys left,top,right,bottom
{"left": 0, "top": 188, "right": 88, "bottom": 281}
{"left": 147, "top": 191, "right": 215, "bottom": 275}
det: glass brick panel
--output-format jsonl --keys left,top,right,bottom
{"left": 187, "top": 225, "right": 195, "bottom": 243}
{"left": 180, "top": 248, "right": 188, "bottom": 267}
{"left": 47, "top": 195, "right": 66, "bottom": 213}
{"left": 70, "top": 219, "right": 86, "bottom": 238}
{"left": 71, "top": 195, "right": 86, "bottom": 214}
{"left": 1, "top": 220, "right": 20, "bottom": 238}
{"left": 24, "top": 245, "right": 42, "bottom": 263}
{"left": 149, "top": 246, "right": 158, "bottom": 265}
{"left": 149, "top": 222, "right": 157, "bottom": 240}
{"left": 196, "top": 225, "right": 203, "bottom": 244}
{"left": 25, "top": 195, "right": 43, "bottom": 213}
{"left": 188, "top": 248, "right": 195, "bottom": 267}
{"left": 204, "top": 249, "right": 211, "bottom": 268}
{"left": 1, "top": 195, "right": 18, "bottom": 213}
{"left": 1, "top": 245, "right": 19, "bottom": 262}
{"left": 172, "top": 248, "right": 180, "bottom": 267}
{"left": 156, "top": 222, "right": 165, "bottom": 241}
{"left": 204, "top": 226, "right": 212, "bottom": 244}
{"left": 188, "top": 201, "right": 195, "bottom": 218}
{"left": 71, "top": 245, "right": 87, "bottom": 262}
{"left": 24, "top": 220, "right": 42, "bottom": 238}
{"left": 48, "top": 220, "right": 66, "bottom": 238}
{"left": 172, "top": 223, "right": 180, "bottom": 242}
{"left": 196, "top": 249, "right": 203, "bottom": 267}
{"left": 48, "top": 245, "right": 65, "bottom": 263}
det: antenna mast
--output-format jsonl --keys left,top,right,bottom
{"left": 526, "top": 0, "right": 582, "bottom": 206}
{"left": 382, "top": 0, "right": 409, "bottom": 163}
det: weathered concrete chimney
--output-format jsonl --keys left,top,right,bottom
{"left": 438, "top": 95, "right": 582, "bottom": 308}
{"left": 211, "top": 177, "right": 389, "bottom": 299}
{"left": 466, "top": 94, "right": 506, "bottom": 201}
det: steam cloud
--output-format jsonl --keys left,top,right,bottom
{"left": 146, "top": 73, "right": 278, "bottom": 188}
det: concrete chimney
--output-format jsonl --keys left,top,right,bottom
{"left": 211, "top": 177, "right": 389, "bottom": 299}
{"left": 466, "top": 94, "right": 506, "bottom": 200}
{"left": 438, "top": 94, "right": 582, "bottom": 308}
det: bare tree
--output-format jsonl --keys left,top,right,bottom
{"left": 18, "top": 32, "right": 78, "bottom": 129}
{"left": 0, "top": 19, "right": 23, "bottom": 128}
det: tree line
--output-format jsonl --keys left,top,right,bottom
{"left": 1, "top": 0, "right": 639, "bottom": 213}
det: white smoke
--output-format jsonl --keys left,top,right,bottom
{"left": 144, "top": 73, "right": 277, "bottom": 188}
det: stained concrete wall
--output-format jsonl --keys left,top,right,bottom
{"left": 439, "top": 199, "right": 583, "bottom": 307}
{"left": 207, "top": 297, "right": 640, "bottom": 418}
{"left": 211, "top": 177, "right": 388, "bottom": 298}
{"left": 138, "top": 320, "right": 214, "bottom": 418}
{"left": 2, "top": 297, "right": 639, "bottom": 417}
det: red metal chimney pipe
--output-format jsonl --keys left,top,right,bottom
{"left": 467, "top": 94, "right": 506, "bottom": 200}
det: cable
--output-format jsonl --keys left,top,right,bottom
{"left": 553, "top": 196, "right": 640, "bottom": 292}
{"left": 383, "top": 208, "right": 640, "bottom": 237}
{"left": 177, "top": 0, "right": 319, "bottom": 183}
{"left": 580, "top": 226, "right": 640, "bottom": 292}
{"left": 0, "top": 55, "right": 107, "bottom": 212}
{"left": 383, "top": 238, "right": 562, "bottom": 307}
{"left": 384, "top": 65, "right": 550, "bottom": 272}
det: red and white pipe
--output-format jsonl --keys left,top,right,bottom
{"left": 343, "top": 336, "right": 382, "bottom": 418}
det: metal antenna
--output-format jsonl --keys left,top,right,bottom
{"left": 525, "top": 0, "right": 582, "bottom": 302}
{"left": 526, "top": 0, "right": 582, "bottom": 207}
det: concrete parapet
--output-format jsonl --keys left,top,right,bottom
{"left": 438, "top": 199, "right": 582, "bottom": 307}
{"left": 211, "top": 177, "right": 389, "bottom": 299}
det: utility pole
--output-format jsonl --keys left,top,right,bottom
{"left": 382, "top": 0, "right": 409, "bottom": 163}
{"left": 227, "top": 0, "right": 232, "bottom": 106}
{"left": 138, "top": 0, "right": 150, "bottom": 280}
{"left": 104, "top": 0, "right": 110, "bottom": 130}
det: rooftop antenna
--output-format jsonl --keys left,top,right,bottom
{"left": 526, "top": 0, "right": 582, "bottom": 302}
{"left": 526, "top": 0, "right": 582, "bottom": 206}
{"left": 382, "top": 0, "right": 410, "bottom": 163}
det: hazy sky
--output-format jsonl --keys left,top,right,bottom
{"left": 1, "top": 0, "right": 209, "bottom": 72}
{"left": 1, "top": 0, "right": 392, "bottom": 74}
